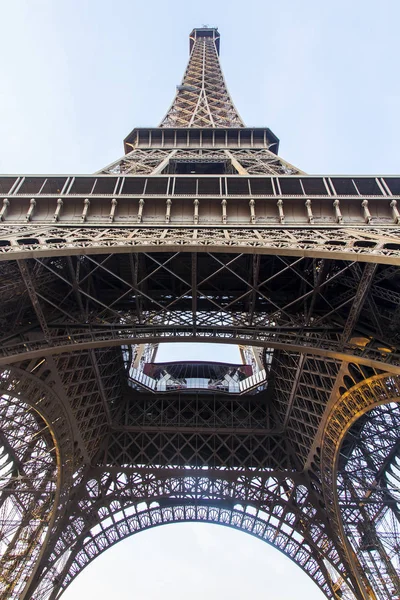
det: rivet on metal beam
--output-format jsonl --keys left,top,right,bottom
{"left": 81, "top": 198, "right": 90, "bottom": 222}
{"left": 165, "top": 199, "right": 172, "bottom": 224}
{"left": 277, "top": 199, "right": 285, "bottom": 224}
{"left": 361, "top": 199, "right": 372, "bottom": 224}
{"left": 221, "top": 198, "right": 227, "bottom": 224}
{"left": 0, "top": 198, "right": 10, "bottom": 221}
{"left": 333, "top": 199, "right": 343, "bottom": 224}
{"left": 26, "top": 198, "right": 36, "bottom": 222}
{"left": 249, "top": 198, "right": 256, "bottom": 224}
{"left": 390, "top": 200, "right": 400, "bottom": 224}
{"left": 137, "top": 198, "right": 145, "bottom": 223}
{"left": 109, "top": 198, "right": 117, "bottom": 222}
{"left": 305, "top": 199, "right": 314, "bottom": 224}
{"left": 53, "top": 198, "right": 63, "bottom": 222}
{"left": 193, "top": 199, "right": 199, "bottom": 224}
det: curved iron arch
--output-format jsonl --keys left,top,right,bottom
{"left": 56, "top": 504, "right": 336, "bottom": 598}
{"left": 0, "top": 366, "right": 75, "bottom": 599}
{"left": 37, "top": 470, "right": 356, "bottom": 600}
{"left": 321, "top": 373, "right": 400, "bottom": 599}
{"left": 1, "top": 332, "right": 400, "bottom": 375}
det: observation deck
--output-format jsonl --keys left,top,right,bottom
{"left": 125, "top": 360, "right": 268, "bottom": 394}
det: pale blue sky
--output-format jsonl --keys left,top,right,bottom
{"left": 1, "top": 0, "right": 399, "bottom": 175}
{"left": 1, "top": 0, "right": 399, "bottom": 598}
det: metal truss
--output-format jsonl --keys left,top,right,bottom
{"left": 338, "top": 402, "right": 400, "bottom": 599}
{"left": 29, "top": 467, "right": 355, "bottom": 599}
{"left": 160, "top": 28, "right": 244, "bottom": 128}
{"left": 0, "top": 247, "right": 399, "bottom": 598}
{"left": 321, "top": 374, "right": 400, "bottom": 599}
{"left": 1, "top": 225, "right": 400, "bottom": 263}
{"left": 100, "top": 147, "right": 301, "bottom": 176}
{"left": 1, "top": 251, "right": 400, "bottom": 374}
{"left": 1, "top": 239, "right": 400, "bottom": 600}
{"left": 1, "top": 25, "right": 400, "bottom": 600}
{"left": 0, "top": 366, "right": 74, "bottom": 599}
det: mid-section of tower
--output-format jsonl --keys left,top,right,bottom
{"left": 100, "top": 27, "right": 301, "bottom": 176}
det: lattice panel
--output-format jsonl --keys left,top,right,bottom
{"left": 1, "top": 24, "right": 400, "bottom": 600}
{"left": 321, "top": 374, "right": 400, "bottom": 599}
{"left": 160, "top": 30, "right": 244, "bottom": 128}
{"left": 33, "top": 469, "right": 356, "bottom": 600}
{"left": 51, "top": 351, "right": 114, "bottom": 455}
{"left": 338, "top": 402, "right": 400, "bottom": 599}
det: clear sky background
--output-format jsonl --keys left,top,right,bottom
{"left": 1, "top": 0, "right": 399, "bottom": 598}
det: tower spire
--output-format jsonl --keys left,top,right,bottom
{"left": 160, "top": 27, "right": 244, "bottom": 128}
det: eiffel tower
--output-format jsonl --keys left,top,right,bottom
{"left": 1, "top": 26, "right": 400, "bottom": 600}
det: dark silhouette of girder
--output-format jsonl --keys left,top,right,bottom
{"left": 0, "top": 27, "right": 400, "bottom": 600}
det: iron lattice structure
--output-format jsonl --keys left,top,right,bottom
{"left": 0, "top": 26, "right": 400, "bottom": 600}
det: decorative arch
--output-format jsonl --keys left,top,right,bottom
{"left": 0, "top": 248, "right": 399, "bottom": 600}
{"left": 1, "top": 225, "right": 400, "bottom": 264}
{"left": 321, "top": 373, "right": 400, "bottom": 600}
{"left": 0, "top": 366, "right": 75, "bottom": 600}
{"left": 56, "top": 503, "right": 335, "bottom": 598}
{"left": 35, "top": 470, "right": 356, "bottom": 600}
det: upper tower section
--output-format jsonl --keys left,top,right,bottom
{"left": 159, "top": 27, "right": 245, "bottom": 128}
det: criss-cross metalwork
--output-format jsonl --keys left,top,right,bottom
{"left": 0, "top": 26, "right": 399, "bottom": 600}
{"left": 160, "top": 27, "right": 244, "bottom": 128}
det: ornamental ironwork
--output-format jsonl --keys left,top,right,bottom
{"left": 0, "top": 26, "right": 399, "bottom": 600}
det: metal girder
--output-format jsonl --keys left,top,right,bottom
{"left": 1, "top": 226, "right": 400, "bottom": 263}
{"left": 1, "top": 25, "right": 400, "bottom": 600}
{"left": 0, "top": 367, "right": 74, "bottom": 600}
{"left": 17, "top": 260, "right": 52, "bottom": 343}
{"left": 160, "top": 29, "right": 244, "bottom": 129}
{"left": 32, "top": 467, "right": 351, "bottom": 600}
{"left": 100, "top": 137, "right": 300, "bottom": 176}
{"left": 321, "top": 374, "right": 400, "bottom": 600}
{"left": 340, "top": 263, "right": 378, "bottom": 347}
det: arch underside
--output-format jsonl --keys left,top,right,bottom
{"left": 322, "top": 374, "right": 400, "bottom": 599}
{"left": 0, "top": 244, "right": 400, "bottom": 599}
{"left": 338, "top": 402, "right": 400, "bottom": 599}
{"left": 0, "top": 368, "right": 74, "bottom": 599}
{"left": 39, "top": 471, "right": 352, "bottom": 600}
{"left": 1, "top": 248, "right": 400, "bottom": 375}
{"left": 53, "top": 504, "right": 339, "bottom": 599}
{"left": 2, "top": 352, "right": 397, "bottom": 600}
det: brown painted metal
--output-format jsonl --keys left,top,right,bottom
{"left": 0, "top": 27, "right": 399, "bottom": 600}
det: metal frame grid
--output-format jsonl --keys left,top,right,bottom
{"left": 0, "top": 26, "right": 399, "bottom": 600}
